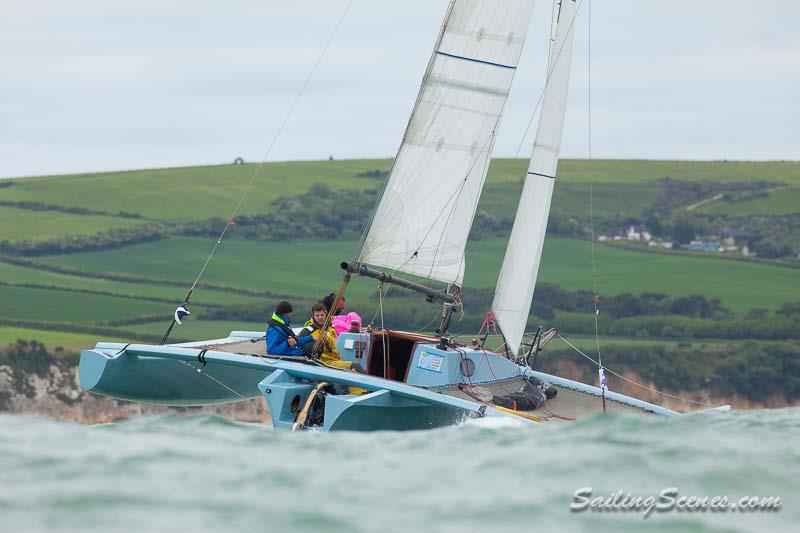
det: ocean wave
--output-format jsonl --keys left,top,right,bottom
{"left": 0, "top": 409, "right": 797, "bottom": 532}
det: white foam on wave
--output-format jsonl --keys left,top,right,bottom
{"left": 459, "top": 415, "right": 528, "bottom": 429}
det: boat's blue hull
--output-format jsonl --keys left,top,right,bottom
{"left": 80, "top": 330, "right": 684, "bottom": 431}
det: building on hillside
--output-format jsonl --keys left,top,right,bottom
{"left": 616, "top": 224, "right": 653, "bottom": 242}
{"left": 626, "top": 226, "right": 641, "bottom": 241}
{"left": 648, "top": 239, "right": 673, "bottom": 249}
{"left": 682, "top": 240, "right": 720, "bottom": 253}
{"left": 721, "top": 226, "right": 755, "bottom": 240}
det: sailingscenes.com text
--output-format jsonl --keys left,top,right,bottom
{"left": 570, "top": 487, "right": 782, "bottom": 518}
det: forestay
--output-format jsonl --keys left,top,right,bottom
{"left": 358, "top": 0, "right": 535, "bottom": 286}
{"left": 491, "top": 0, "right": 578, "bottom": 353}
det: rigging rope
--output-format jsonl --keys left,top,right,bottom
{"left": 556, "top": 333, "right": 711, "bottom": 406}
{"left": 159, "top": 0, "right": 354, "bottom": 345}
{"left": 182, "top": 361, "right": 249, "bottom": 400}
{"left": 414, "top": 310, "right": 444, "bottom": 335}
{"left": 585, "top": 0, "right": 607, "bottom": 412}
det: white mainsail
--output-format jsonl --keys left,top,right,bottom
{"left": 491, "top": 0, "right": 578, "bottom": 354}
{"left": 358, "top": 0, "right": 536, "bottom": 286}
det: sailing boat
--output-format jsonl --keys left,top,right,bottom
{"left": 79, "top": 0, "right": 717, "bottom": 431}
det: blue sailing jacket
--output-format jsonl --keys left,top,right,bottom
{"left": 266, "top": 313, "right": 313, "bottom": 356}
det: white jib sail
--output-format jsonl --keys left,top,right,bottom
{"left": 358, "top": 0, "right": 536, "bottom": 286}
{"left": 491, "top": 0, "right": 578, "bottom": 354}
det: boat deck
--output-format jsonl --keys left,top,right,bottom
{"left": 178, "top": 333, "right": 658, "bottom": 421}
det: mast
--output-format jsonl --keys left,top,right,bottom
{"left": 490, "top": 0, "right": 579, "bottom": 354}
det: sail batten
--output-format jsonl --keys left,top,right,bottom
{"left": 491, "top": 0, "right": 578, "bottom": 354}
{"left": 434, "top": 50, "right": 518, "bottom": 70}
{"left": 358, "top": 0, "right": 536, "bottom": 286}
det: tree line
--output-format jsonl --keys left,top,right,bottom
{"left": 0, "top": 199, "right": 142, "bottom": 218}
{"left": 203, "top": 284, "right": 800, "bottom": 343}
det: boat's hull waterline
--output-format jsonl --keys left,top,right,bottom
{"left": 80, "top": 330, "right": 679, "bottom": 431}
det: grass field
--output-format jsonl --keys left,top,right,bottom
{"left": 0, "top": 205, "right": 146, "bottom": 242}
{"left": 0, "top": 285, "right": 172, "bottom": 322}
{"left": 548, "top": 159, "right": 800, "bottom": 185}
{"left": 125, "top": 320, "right": 267, "bottom": 341}
{"left": 5, "top": 159, "right": 800, "bottom": 229}
{"left": 0, "top": 260, "right": 264, "bottom": 305}
{"left": 0, "top": 327, "right": 126, "bottom": 353}
{"left": 471, "top": 238, "right": 800, "bottom": 314}
{"left": 34, "top": 236, "right": 800, "bottom": 314}
{"left": 0, "top": 161, "right": 382, "bottom": 222}
{"left": 476, "top": 180, "right": 662, "bottom": 222}
{"left": 697, "top": 185, "right": 800, "bottom": 216}
{"left": 1, "top": 158, "right": 799, "bottom": 353}
{"left": 36, "top": 238, "right": 377, "bottom": 300}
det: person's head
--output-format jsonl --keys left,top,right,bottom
{"left": 311, "top": 302, "right": 327, "bottom": 325}
{"left": 275, "top": 301, "right": 293, "bottom": 318}
{"left": 321, "top": 293, "right": 335, "bottom": 312}
{"left": 323, "top": 293, "right": 346, "bottom": 314}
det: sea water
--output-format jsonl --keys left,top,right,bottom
{"left": 0, "top": 408, "right": 797, "bottom": 533}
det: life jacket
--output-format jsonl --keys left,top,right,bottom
{"left": 301, "top": 319, "right": 338, "bottom": 361}
{"left": 301, "top": 319, "right": 364, "bottom": 393}
{"left": 268, "top": 312, "right": 296, "bottom": 338}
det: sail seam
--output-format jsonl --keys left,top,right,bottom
{"left": 435, "top": 50, "right": 517, "bottom": 70}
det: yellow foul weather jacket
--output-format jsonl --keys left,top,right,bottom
{"left": 300, "top": 320, "right": 353, "bottom": 370}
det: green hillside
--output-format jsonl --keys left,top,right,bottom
{"left": 21, "top": 235, "right": 798, "bottom": 315}
{"left": 0, "top": 158, "right": 798, "bottom": 352}
{"left": 0, "top": 260, "right": 263, "bottom": 305}
{"left": 3, "top": 159, "right": 800, "bottom": 227}
{"left": 0, "top": 161, "right": 379, "bottom": 222}
{"left": 2, "top": 158, "right": 799, "bottom": 403}
{"left": 0, "top": 205, "right": 146, "bottom": 241}
{"left": 0, "top": 285, "right": 168, "bottom": 322}
{"left": 696, "top": 185, "right": 800, "bottom": 216}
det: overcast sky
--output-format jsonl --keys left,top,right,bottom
{"left": 2, "top": 0, "right": 798, "bottom": 178}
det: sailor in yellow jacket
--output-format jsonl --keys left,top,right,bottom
{"left": 300, "top": 303, "right": 365, "bottom": 373}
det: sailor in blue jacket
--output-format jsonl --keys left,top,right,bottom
{"left": 266, "top": 301, "right": 314, "bottom": 356}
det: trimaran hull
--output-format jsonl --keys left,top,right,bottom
{"left": 80, "top": 330, "right": 683, "bottom": 432}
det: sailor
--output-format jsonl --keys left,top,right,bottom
{"left": 300, "top": 302, "right": 365, "bottom": 373}
{"left": 322, "top": 292, "right": 363, "bottom": 336}
{"left": 321, "top": 292, "right": 346, "bottom": 315}
{"left": 266, "top": 301, "right": 314, "bottom": 356}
